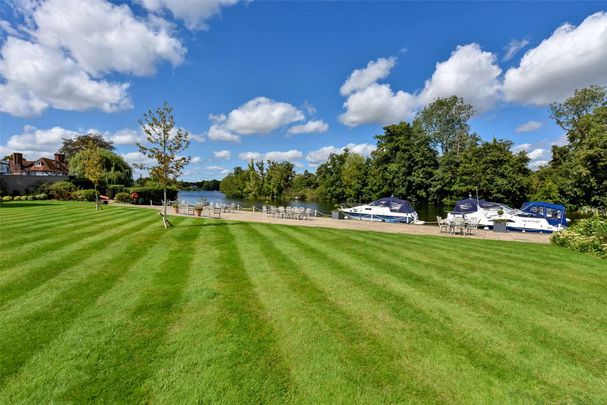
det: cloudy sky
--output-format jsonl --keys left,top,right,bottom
{"left": 1, "top": 1, "right": 606, "bottom": 179}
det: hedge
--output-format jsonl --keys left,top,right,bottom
{"left": 128, "top": 186, "right": 178, "bottom": 203}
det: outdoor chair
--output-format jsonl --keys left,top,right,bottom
{"left": 437, "top": 216, "right": 449, "bottom": 233}
{"left": 451, "top": 217, "right": 466, "bottom": 234}
{"left": 465, "top": 218, "right": 480, "bottom": 235}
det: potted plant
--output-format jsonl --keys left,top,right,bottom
{"left": 194, "top": 203, "right": 203, "bottom": 217}
{"left": 493, "top": 209, "right": 509, "bottom": 232}
{"left": 172, "top": 203, "right": 179, "bottom": 214}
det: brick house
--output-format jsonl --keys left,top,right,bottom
{"left": 8, "top": 152, "right": 69, "bottom": 176}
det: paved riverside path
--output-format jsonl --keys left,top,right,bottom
{"left": 114, "top": 203, "right": 551, "bottom": 244}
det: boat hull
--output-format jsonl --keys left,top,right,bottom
{"left": 343, "top": 211, "right": 416, "bottom": 223}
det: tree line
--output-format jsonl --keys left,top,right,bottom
{"left": 220, "top": 86, "right": 606, "bottom": 210}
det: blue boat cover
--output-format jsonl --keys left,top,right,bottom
{"left": 452, "top": 198, "right": 496, "bottom": 213}
{"left": 521, "top": 201, "right": 567, "bottom": 226}
{"left": 370, "top": 197, "right": 416, "bottom": 213}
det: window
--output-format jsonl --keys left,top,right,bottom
{"left": 546, "top": 208, "right": 562, "bottom": 219}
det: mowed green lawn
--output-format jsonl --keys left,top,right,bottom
{"left": 0, "top": 201, "right": 606, "bottom": 403}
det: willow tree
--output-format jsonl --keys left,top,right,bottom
{"left": 80, "top": 142, "right": 105, "bottom": 210}
{"left": 137, "top": 103, "right": 191, "bottom": 228}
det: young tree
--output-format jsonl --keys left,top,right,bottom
{"left": 137, "top": 103, "right": 191, "bottom": 228}
{"left": 80, "top": 142, "right": 105, "bottom": 210}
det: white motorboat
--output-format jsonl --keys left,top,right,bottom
{"left": 339, "top": 197, "right": 422, "bottom": 224}
{"left": 447, "top": 197, "right": 568, "bottom": 233}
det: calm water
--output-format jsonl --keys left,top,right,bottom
{"left": 177, "top": 190, "right": 445, "bottom": 222}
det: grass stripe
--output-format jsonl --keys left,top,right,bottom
{"left": 0, "top": 203, "right": 91, "bottom": 228}
{"left": 0, "top": 207, "right": 152, "bottom": 271}
{"left": 287, "top": 226, "right": 607, "bottom": 374}
{"left": 0, "top": 219, "right": 188, "bottom": 402}
{"left": 233, "top": 222, "right": 445, "bottom": 403}
{"left": 0, "top": 214, "right": 163, "bottom": 387}
{"left": 268, "top": 225, "right": 605, "bottom": 402}
{"left": 0, "top": 208, "right": 138, "bottom": 251}
{"left": 57, "top": 218, "right": 203, "bottom": 402}
{"left": 0, "top": 211, "right": 157, "bottom": 309}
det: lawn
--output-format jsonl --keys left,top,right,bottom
{"left": 0, "top": 201, "right": 606, "bottom": 403}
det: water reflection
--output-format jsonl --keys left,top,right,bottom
{"left": 177, "top": 190, "right": 446, "bottom": 222}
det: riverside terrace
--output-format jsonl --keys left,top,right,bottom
{"left": 120, "top": 202, "right": 552, "bottom": 244}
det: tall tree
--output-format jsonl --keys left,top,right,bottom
{"left": 266, "top": 161, "right": 295, "bottom": 200}
{"left": 367, "top": 122, "right": 438, "bottom": 203}
{"left": 316, "top": 151, "right": 349, "bottom": 202}
{"left": 137, "top": 103, "right": 191, "bottom": 228}
{"left": 550, "top": 85, "right": 607, "bottom": 142}
{"left": 60, "top": 133, "right": 115, "bottom": 160}
{"left": 79, "top": 142, "right": 105, "bottom": 210}
{"left": 416, "top": 96, "right": 475, "bottom": 156}
{"left": 341, "top": 152, "right": 369, "bottom": 202}
{"left": 454, "top": 139, "right": 531, "bottom": 207}
{"left": 532, "top": 86, "right": 607, "bottom": 209}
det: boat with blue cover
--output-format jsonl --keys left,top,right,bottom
{"left": 339, "top": 197, "right": 421, "bottom": 224}
{"left": 447, "top": 197, "right": 567, "bottom": 233}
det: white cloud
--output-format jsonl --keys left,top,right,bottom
{"left": 417, "top": 43, "right": 502, "bottom": 112}
{"left": 527, "top": 148, "right": 546, "bottom": 160}
{"left": 264, "top": 150, "right": 303, "bottom": 162}
{"left": 504, "top": 12, "right": 607, "bottom": 105}
{"left": 0, "top": 37, "right": 131, "bottom": 117}
{"left": 516, "top": 120, "right": 543, "bottom": 133}
{"left": 0, "top": 0, "right": 186, "bottom": 117}
{"left": 287, "top": 120, "right": 329, "bottom": 135}
{"left": 339, "top": 83, "right": 417, "bottom": 126}
{"left": 340, "top": 57, "right": 396, "bottom": 96}
{"left": 121, "top": 151, "right": 155, "bottom": 167}
{"left": 238, "top": 150, "right": 303, "bottom": 163}
{"left": 0, "top": 125, "right": 80, "bottom": 159}
{"left": 207, "top": 124, "right": 240, "bottom": 142}
{"left": 238, "top": 151, "right": 263, "bottom": 161}
{"left": 107, "top": 128, "right": 143, "bottom": 145}
{"left": 213, "top": 150, "right": 231, "bottom": 159}
{"left": 206, "top": 165, "right": 225, "bottom": 171}
{"left": 207, "top": 97, "right": 305, "bottom": 142}
{"left": 225, "top": 97, "right": 304, "bottom": 135}
{"left": 339, "top": 43, "right": 502, "bottom": 126}
{"left": 502, "top": 38, "right": 529, "bottom": 61}
{"left": 191, "top": 156, "right": 202, "bottom": 164}
{"left": 138, "top": 0, "right": 240, "bottom": 31}
{"left": 306, "top": 143, "right": 376, "bottom": 167}
{"left": 33, "top": 0, "right": 185, "bottom": 76}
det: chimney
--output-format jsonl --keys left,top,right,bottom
{"left": 12, "top": 153, "right": 23, "bottom": 167}
{"left": 54, "top": 153, "right": 65, "bottom": 163}
{"left": 10, "top": 153, "right": 23, "bottom": 174}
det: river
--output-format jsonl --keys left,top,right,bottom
{"left": 177, "top": 190, "right": 445, "bottom": 222}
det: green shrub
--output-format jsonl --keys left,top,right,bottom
{"left": 114, "top": 192, "right": 132, "bottom": 203}
{"left": 34, "top": 182, "right": 53, "bottom": 195}
{"left": 2, "top": 196, "right": 13, "bottom": 201}
{"left": 27, "top": 195, "right": 34, "bottom": 201}
{"left": 35, "top": 193, "right": 48, "bottom": 200}
{"left": 13, "top": 196, "right": 22, "bottom": 201}
{"left": 105, "top": 184, "right": 126, "bottom": 199}
{"left": 128, "top": 186, "right": 178, "bottom": 204}
{"left": 50, "top": 181, "right": 76, "bottom": 200}
{"left": 551, "top": 214, "right": 607, "bottom": 258}
{"left": 71, "top": 189, "right": 97, "bottom": 201}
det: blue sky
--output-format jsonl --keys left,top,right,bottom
{"left": 1, "top": 1, "right": 606, "bottom": 180}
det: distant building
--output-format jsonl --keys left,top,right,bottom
{"left": 0, "top": 160, "right": 8, "bottom": 175}
{"left": 8, "top": 152, "right": 69, "bottom": 176}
